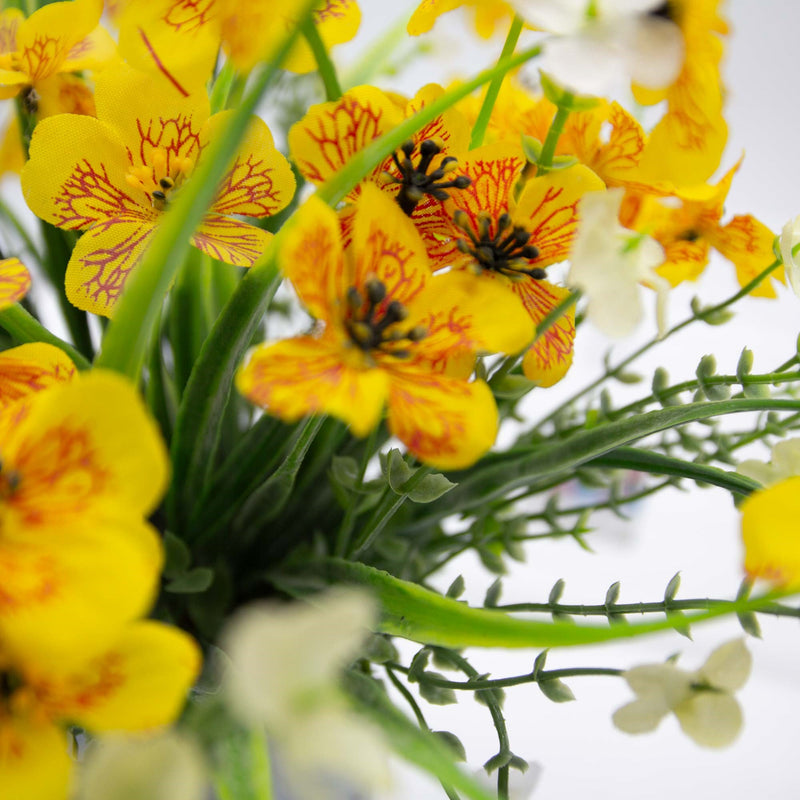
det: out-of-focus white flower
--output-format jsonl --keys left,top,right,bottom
{"left": 222, "top": 588, "right": 390, "bottom": 798}
{"left": 513, "top": 0, "right": 684, "bottom": 96}
{"left": 475, "top": 760, "right": 543, "bottom": 799}
{"left": 780, "top": 215, "right": 800, "bottom": 295}
{"left": 613, "top": 639, "right": 752, "bottom": 748}
{"left": 738, "top": 438, "right": 800, "bottom": 488}
{"left": 567, "top": 188, "right": 669, "bottom": 338}
{"left": 78, "top": 732, "right": 207, "bottom": 800}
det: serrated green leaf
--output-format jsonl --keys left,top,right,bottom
{"left": 539, "top": 678, "right": 575, "bottom": 702}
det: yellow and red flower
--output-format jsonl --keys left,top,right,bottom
{"left": 21, "top": 64, "right": 295, "bottom": 316}
{"left": 0, "top": 343, "right": 76, "bottom": 410}
{"left": 237, "top": 185, "right": 530, "bottom": 469}
{"left": 413, "top": 143, "right": 604, "bottom": 386}
{"left": 407, "top": 0, "right": 517, "bottom": 39}
{"left": 0, "top": 257, "right": 30, "bottom": 310}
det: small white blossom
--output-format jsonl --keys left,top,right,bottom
{"left": 780, "top": 215, "right": 800, "bottom": 295}
{"left": 738, "top": 438, "right": 800, "bottom": 488}
{"left": 567, "top": 188, "right": 669, "bottom": 338}
{"left": 613, "top": 639, "right": 752, "bottom": 748}
{"left": 513, "top": 0, "right": 684, "bottom": 96}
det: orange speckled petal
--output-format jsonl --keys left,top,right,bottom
{"left": 237, "top": 336, "right": 389, "bottom": 437}
{"left": 386, "top": 367, "right": 497, "bottom": 470}
{"left": 0, "top": 257, "right": 30, "bottom": 309}
{"left": 0, "top": 343, "right": 76, "bottom": 410}
{"left": 656, "top": 239, "right": 710, "bottom": 287}
{"left": 191, "top": 214, "right": 272, "bottom": 268}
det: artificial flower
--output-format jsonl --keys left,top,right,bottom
{"left": 407, "top": 0, "right": 517, "bottom": 39}
{"left": 0, "top": 342, "right": 76, "bottom": 409}
{"left": 613, "top": 639, "right": 751, "bottom": 748}
{"left": 78, "top": 731, "right": 207, "bottom": 800}
{"left": 289, "top": 83, "right": 471, "bottom": 218}
{"left": 114, "top": 0, "right": 360, "bottom": 96}
{"left": 0, "top": 620, "right": 200, "bottom": 800}
{"left": 21, "top": 64, "right": 295, "bottom": 316}
{"left": 628, "top": 158, "right": 779, "bottom": 297}
{"left": 567, "top": 187, "right": 668, "bottom": 338}
{"left": 0, "top": 371, "right": 168, "bottom": 666}
{"left": 222, "top": 588, "right": 390, "bottom": 798}
{"left": 779, "top": 215, "right": 800, "bottom": 296}
{"left": 238, "top": 184, "right": 530, "bottom": 469}
{"left": 414, "top": 143, "right": 604, "bottom": 385}
{"left": 0, "top": 256, "right": 30, "bottom": 309}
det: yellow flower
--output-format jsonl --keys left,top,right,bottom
{"left": 113, "top": 0, "right": 360, "bottom": 95}
{"left": 0, "top": 620, "right": 200, "bottom": 800}
{"left": 0, "top": 257, "right": 30, "bottom": 310}
{"left": 289, "top": 84, "right": 472, "bottom": 218}
{"left": 408, "top": 0, "right": 517, "bottom": 39}
{"left": 613, "top": 639, "right": 751, "bottom": 748}
{"left": 0, "top": 371, "right": 168, "bottom": 667}
{"left": 414, "top": 143, "right": 604, "bottom": 386}
{"left": 634, "top": 0, "right": 729, "bottom": 185}
{"left": 21, "top": 64, "right": 295, "bottom": 317}
{"left": 0, "top": 0, "right": 116, "bottom": 118}
{"left": 237, "top": 185, "right": 529, "bottom": 469}
{"left": 629, "top": 158, "right": 780, "bottom": 297}
{"left": 0, "top": 342, "right": 76, "bottom": 410}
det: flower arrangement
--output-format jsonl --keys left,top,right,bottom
{"left": 0, "top": 0, "right": 798, "bottom": 797}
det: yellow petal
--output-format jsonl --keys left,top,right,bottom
{"left": 237, "top": 336, "right": 389, "bottom": 437}
{"left": 0, "top": 342, "right": 76, "bottom": 410}
{"left": 0, "top": 117, "right": 25, "bottom": 176}
{"left": 202, "top": 111, "right": 295, "bottom": 218}
{"left": 34, "top": 72, "right": 96, "bottom": 119}
{"left": 0, "top": 257, "right": 30, "bottom": 309}
{"left": 655, "top": 239, "right": 710, "bottom": 287}
{"left": 3, "top": 370, "right": 169, "bottom": 523}
{"left": 283, "top": 0, "right": 361, "bottom": 74}
{"left": 741, "top": 477, "right": 800, "bottom": 589}
{"left": 191, "top": 214, "right": 272, "bottom": 267}
{"left": 0, "top": 716, "right": 72, "bottom": 800}
{"left": 386, "top": 367, "right": 497, "bottom": 470}
{"left": 0, "top": 516, "right": 162, "bottom": 669}
{"left": 51, "top": 620, "right": 200, "bottom": 732}
{"left": 62, "top": 23, "right": 119, "bottom": 73}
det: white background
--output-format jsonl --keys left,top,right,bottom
{"left": 334, "top": 2, "right": 800, "bottom": 798}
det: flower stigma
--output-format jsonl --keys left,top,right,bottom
{"left": 125, "top": 147, "right": 195, "bottom": 212}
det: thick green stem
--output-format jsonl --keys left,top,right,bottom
{"left": 470, "top": 15, "right": 524, "bottom": 149}
{"left": 302, "top": 17, "right": 343, "bottom": 101}
{"left": 0, "top": 304, "right": 90, "bottom": 369}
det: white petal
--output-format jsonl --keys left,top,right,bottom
{"left": 539, "top": 33, "right": 627, "bottom": 96}
{"left": 624, "top": 664, "right": 693, "bottom": 708}
{"left": 780, "top": 216, "right": 800, "bottom": 296}
{"left": 699, "top": 639, "right": 752, "bottom": 692}
{"left": 674, "top": 692, "right": 743, "bottom": 748}
{"left": 612, "top": 698, "right": 669, "bottom": 734}
{"left": 622, "top": 16, "right": 685, "bottom": 89}
{"left": 509, "top": 0, "right": 588, "bottom": 33}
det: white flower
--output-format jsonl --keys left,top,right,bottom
{"left": 221, "top": 588, "right": 390, "bottom": 797}
{"left": 613, "top": 639, "right": 752, "bottom": 748}
{"left": 513, "top": 0, "right": 684, "bottom": 96}
{"left": 738, "top": 438, "right": 800, "bottom": 488}
{"left": 567, "top": 188, "right": 669, "bottom": 338}
{"left": 779, "top": 215, "right": 800, "bottom": 295}
{"left": 77, "top": 732, "right": 207, "bottom": 800}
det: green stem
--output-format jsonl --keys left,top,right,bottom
{"left": 469, "top": 14, "right": 524, "bottom": 149}
{"left": 536, "top": 101, "right": 572, "bottom": 174}
{"left": 96, "top": 0, "right": 319, "bottom": 381}
{"left": 0, "top": 304, "right": 90, "bottom": 369}
{"left": 0, "top": 197, "right": 42, "bottom": 263}
{"left": 302, "top": 17, "right": 343, "bottom": 101}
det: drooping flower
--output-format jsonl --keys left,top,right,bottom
{"left": 779, "top": 215, "right": 800, "bottom": 296}
{"left": 222, "top": 588, "right": 390, "bottom": 798}
{"left": 0, "top": 257, "right": 30, "bottom": 309}
{"left": 0, "top": 619, "right": 200, "bottom": 800}
{"left": 613, "top": 639, "right": 751, "bottom": 748}
{"left": 413, "top": 143, "right": 604, "bottom": 386}
{"left": 0, "top": 371, "right": 168, "bottom": 667}
{"left": 0, "top": 0, "right": 116, "bottom": 119}
{"left": 0, "top": 342, "right": 76, "bottom": 409}
{"left": 567, "top": 187, "right": 668, "bottom": 338}
{"left": 738, "top": 439, "right": 800, "bottom": 589}
{"left": 114, "top": 0, "right": 360, "bottom": 96}
{"left": 627, "top": 158, "right": 779, "bottom": 297}
{"left": 237, "top": 184, "right": 530, "bottom": 469}
{"left": 289, "top": 84, "right": 472, "bottom": 218}
{"left": 21, "top": 64, "right": 295, "bottom": 316}
{"left": 407, "top": 0, "right": 518, "bottom": 39}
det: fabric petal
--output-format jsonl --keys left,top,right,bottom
{"left": 283, "top": 0, "right": 361, "bottom": 74}
{"left": 236, "top": 336, "right": 389, "bottom": 437}
{"left": 4, "top": 370, "right": 169, "bottom": 523}
{"left": 22, "top": 114, "right": 140, "bottom": 231}
{"left": 612, "top": 698, "right": 668, "bottom": 735}
{"left": 0, "top": 117, "right": 25, "bottom": 175}
{"left": 202, "top": 112, "right": 295, "bottom": 218}
{"left": 0, "top": 717, "right": 71, "bottom": 800}
{"left": 191, "top": 214, "right": 271, "bottom": 267}
{"left": 674, "top": 692, "right": 743, "bottom": 748}
{"left": 33, "top": 72, "right": 96, "bottom": 119}
{"left": 386, "top": 368, "right": 497, "bottom": 469}
{"left": 62, "top": 23, "right": 119, "bottom": 72}
{"left": 65, "top": 213, "right": 156, "bottom": 317}
{"left": 0, "top": 256, "right": 30, "bottom": 309}
{"left": 0, "top": 343, "right": 76, "bottom": 409}
{"left": 699, "top": 639, "right": 752, "bottom": 692}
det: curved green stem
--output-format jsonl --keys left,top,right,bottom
{"left": 0, "top": 304, "right": 90, "bottom": 369}
{"left": 470, "top": 14, "right": 524, "bottom": 149}
{"left": 536, "top": 101, "right": 571, "bottom": 175}
{"left": 302, "top": 17, "right": 342, "bottom": 101}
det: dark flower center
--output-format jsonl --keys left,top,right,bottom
{"left": 0, "top": 459, "right": 20, "bottom": 501}
{"left": 344, "top": 277, "right": 426, "bottom": 358}
{"left": 384, "top": 139, "right": 471, "bottom": 217}
{"left": 453, "top": 210, "right": 546, "bottom": 280}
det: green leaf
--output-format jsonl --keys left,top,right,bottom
{"left": 419, "top": 674, "right": 458, "bottom": 706}
{"left": 166, "top": 567, "right": 215, "bottom": 594}
{"left": 162, "top": 531, "right": 192, "bottom": 579}
{"left": 324, "top": 560, "right": 780, "bottom": 649}
{"left": 446, "top": 575, "right": 466, "bottom": 599}
{"left": 434, "top": 731, "right": 467, "bottom": 762}
{"left": 330, "top": 455, "right": 359, "bottom": 490}
{"left": 385, "top": 449, "right": 456, "bottom": 503}
{"left": 664, "top": 572, "right": 681, "bottom": 602}
{"left": 539, "top": 678, "right": 575, "bottom": 703}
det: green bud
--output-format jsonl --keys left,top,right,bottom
{"left": 539, "top": 678, "right": 576, "bottom": 703}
